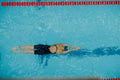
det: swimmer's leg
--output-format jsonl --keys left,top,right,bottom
{"left": 19, "top": 46, "right": 34, "bottom": 49}
{"left": 12, "top": 46, "right": 34, "bottom": 50}
{"left": 12, "top": 49, "right": 34, "bottom": 54}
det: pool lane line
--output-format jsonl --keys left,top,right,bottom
{"left": 1, "top": 1, "right": 120, "bottom": 6}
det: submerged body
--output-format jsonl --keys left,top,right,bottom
{"left": 12, "top": 43, "right": 80, "bottom": 55}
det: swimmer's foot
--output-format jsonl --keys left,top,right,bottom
{"left": 12, "top": 47, "right": 19, "bottom": 52}
{"left": 12, "top": 48, "right": 17, "bottom": 52}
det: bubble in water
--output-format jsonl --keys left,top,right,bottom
{"left": 37, "top": 27, "right": 42, "bottom": 31}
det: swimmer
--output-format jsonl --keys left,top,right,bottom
{"left": 12, "top": 43, "right": 80, "bottom": 55}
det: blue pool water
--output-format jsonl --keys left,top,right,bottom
{"left": 0, "top": 0, "right": 120, "bottom": 78}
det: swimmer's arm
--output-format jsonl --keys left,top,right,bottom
{"left": 63, "top": 48, "right": 80, "bottom": 54}
{"left": 63, "top": 44, "right": 81, "bottom": 50}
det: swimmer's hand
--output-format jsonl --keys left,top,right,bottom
{"left": 73, "top": 47, "right": 80, "bottom": 50}
{"left": 72, "top": 47, "right": 80, "bottom": 51}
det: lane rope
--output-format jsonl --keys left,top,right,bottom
{"left": 1, "top": 1, "right": 120, "bottom": 6}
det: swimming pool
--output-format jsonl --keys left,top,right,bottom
{"left": 0, "top": 0, "right": 120, "bottom": 78}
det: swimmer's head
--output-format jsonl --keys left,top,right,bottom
{"left": 64, "top": 46, "right": 69, "bottom": 51}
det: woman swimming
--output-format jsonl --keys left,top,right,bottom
{"left": 12, "top": 43, "right": 80, "bottom": 55}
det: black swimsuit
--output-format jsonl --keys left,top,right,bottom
{"left": 34, "top": 44, "right": 51, "bottom": 55}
